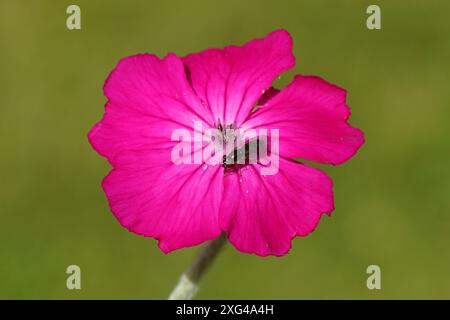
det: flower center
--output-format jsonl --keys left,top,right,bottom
{"left": 216, "top": 122, "right": 264, "bottom": 174}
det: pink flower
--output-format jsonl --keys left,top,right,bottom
{"left": 88, "top": 30, "right": 364, "bottom": 257}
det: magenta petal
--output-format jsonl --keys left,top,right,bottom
{"left": 91, "top": 53, "right": 214, "bottom": 162}
{"left": 103, "top": 162, "right": 223, "bottom": 253}
{"left": 88, "top": 53, "right": 223, "bottom": 252}
{"left": 243, "top": 75, "right": 365, "bottom": 165}
{"left": 257, "top": 86, "right": 280, "bottom": 106}
{"left": 182, "top": 29, "right": 295, "bottom": 127}
{"left": 104, "top": 53, "right": 213, "bottom": 126}
{"left": 219, "top": 159, "right": 334, "bottom": 257}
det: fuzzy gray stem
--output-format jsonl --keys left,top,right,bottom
{"left": 168, "top": 233, "right": 227, "bottom": 300}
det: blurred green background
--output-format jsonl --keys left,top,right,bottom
{"left": 1, "top": 0, "right": 450, "bottom": 299}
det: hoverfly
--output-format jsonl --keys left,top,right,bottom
{"left": 222, "top": 138, "right": 267, "bottom": 174}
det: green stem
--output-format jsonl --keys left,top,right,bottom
{"left": 168, "top": 233, "right": 227, "bottom": 300}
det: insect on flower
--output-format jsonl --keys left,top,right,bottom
{"left": 88, "top": 30, "right": 364, "bottom": 256}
